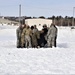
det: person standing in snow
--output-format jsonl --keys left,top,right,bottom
{"left": 38, "top": 29, "right": 47, "bottom": 47}
{"left": 31, "top": 26, "right": 40, "bottom": 48}
{"left": 42, "top": 24, "right": 48, "bottom": 46}
{"left": 22, "top": 25, "right": 32, "bottom": 48}
{"left": 16, "top": 24, "right": 25, "bottom": 48}
{"left": 21, "top": 24, "right": 26, "bottom": 48}
{"left": 47, "top": 23, "right": 58, "bottom": 48}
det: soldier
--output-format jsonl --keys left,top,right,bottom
{"left": 47, "top": 23, "right": 58, "bottom": 48}
{"left": 38, "top": 29, "right": 47, "bottom": 47}
{"left": 22, "top": 25, "right": 32, "bottom": 48}
{"left": 16, "top": 24, "right": 25, "bottom": 48}
{"left": 42, "top": 24, "right": 48, "bottom": 46}
{"left": 21, "top": 24, "right": 26, "bottom": 48}
{"left": 31, "top": 26, "right": 40, "bottom": 48}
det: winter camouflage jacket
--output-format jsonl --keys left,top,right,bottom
{"left": 47, "top": 25, "right": 57, "bottom": 38}
{"left": 16, "top": 27, "right": 23, "bottom": 40}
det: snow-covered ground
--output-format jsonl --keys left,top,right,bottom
{"left": 0, "top": 24, "right": 75, "bottom": 74}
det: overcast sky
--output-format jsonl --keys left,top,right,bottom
{"left": 0, "top": 0, "right": 75, "bottom": 17}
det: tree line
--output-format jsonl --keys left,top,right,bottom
{"left": 50, "top": 16, "right": 74, "bottom": 26}
{"left": 3, "top": 16, "right": 75, "bottom": 26}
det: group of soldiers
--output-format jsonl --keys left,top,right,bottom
{"left": 16, "top": 23, "right": 58, "bottom": 48}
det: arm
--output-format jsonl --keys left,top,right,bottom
{"left": 47, "top": 28, "right": 51, "bottom": 37}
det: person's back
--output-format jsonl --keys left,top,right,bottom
{"left": 47, "top": 24, "right": 57, "bottom": 48}
{"left": 48, "top": 25, "right": 57, "bottom": 37}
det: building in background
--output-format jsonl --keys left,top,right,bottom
{"left": 25, "top": 18, "right": 52, "bottom": 30}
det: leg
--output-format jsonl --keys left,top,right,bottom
{"left": 47, "top": 37, "right": 52, "bottom": 48}
{"left": 54, "top": 36, "right": 57, "bottom": 47}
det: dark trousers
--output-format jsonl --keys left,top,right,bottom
{"left": 54, "top": 36, "right": 57, "bottom": 47}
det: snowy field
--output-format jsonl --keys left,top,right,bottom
{"left": 0, "top": 24, "right": 75, "bottom": 74}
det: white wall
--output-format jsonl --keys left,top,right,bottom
{"left": 25, "top": 18, "right": 52, "bottom": 30}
